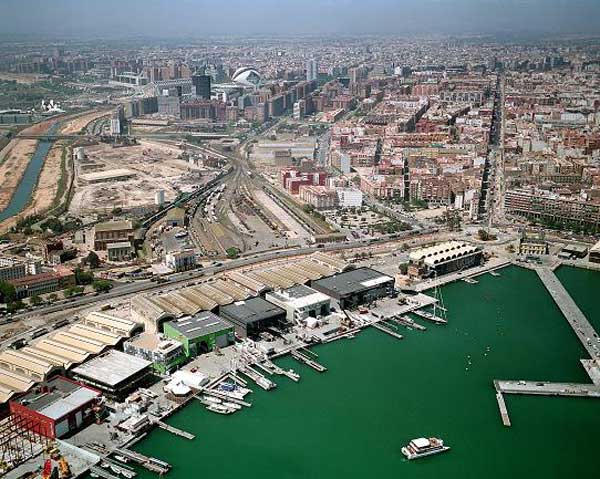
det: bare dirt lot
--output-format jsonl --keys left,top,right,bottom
{"left": 69, "top": 140, "right": 217, "bottom": 215}
{"left": 0, "top": 139, "right": 38, "bottom": 211}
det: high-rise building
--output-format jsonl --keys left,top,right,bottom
{"left": 306, "top": 59, "right": 319, "bottom": 82}
{"left": 192, "top": 74, "right": 211, "bottom": 100}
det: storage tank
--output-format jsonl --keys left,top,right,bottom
{"left": 155, "top": 190, "right": 165, "bottom": 206}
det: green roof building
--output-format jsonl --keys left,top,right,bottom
{"left": 163, "top": 312, "right": 234, "bottom": 358}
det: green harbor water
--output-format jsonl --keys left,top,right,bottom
{"left": 132, "top": 265, "right": 600, "bottom": 479}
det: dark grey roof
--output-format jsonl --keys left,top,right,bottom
{"left": 220, "top": 297, "right": 285, "bottom": 325}
{"left": 312, "top": 267, "right": 393, "bottom": 297}
{"left": 165, "top": 311, "right": 233, "bottom": 339}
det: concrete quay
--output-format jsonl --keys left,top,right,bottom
{"left": 414, "top": 257, "right": 511, "bottom": 292}
{"left": 535, "top": 267, "right": 600, "bottom": 360}
{"left": 495, "top": 380, "right": 600, "bottom": 398}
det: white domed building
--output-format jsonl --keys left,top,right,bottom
{"left": 231, "top": 67, "right": 261, "bottom": 87}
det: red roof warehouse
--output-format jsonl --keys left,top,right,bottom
{"left": 9, "top": 376, "right": 101, "bottom": 439}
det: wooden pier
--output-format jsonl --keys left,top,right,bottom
{"left": 371, "top": 322, "right": 404, "bottom": 340}
{"left": 290, "top": 350, "right": 327, "bottom": 372}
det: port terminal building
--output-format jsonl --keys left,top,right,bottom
{"left": 219, "top": 297, "right": 287, "bottom": 338}
{"left": 311, "top": 267, "right": 395, "bottom": 309}
{"left": 408, "top": 241, "right": 483, "bottom": 277}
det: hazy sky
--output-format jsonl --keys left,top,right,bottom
{"left": 2, "top": 0, "right": 600, "bottom": 39}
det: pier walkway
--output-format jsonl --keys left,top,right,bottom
{"left": 495, "top": 392, "right": 511, "bottom": 426}
{"left": 536, "top": 267, "right": 599, "bottom": 360}
{"left": 157, "top": 421, "right": 195, "bottom": 440}
{"left": 495, "top": 380, "right": 600, "bottom": 398}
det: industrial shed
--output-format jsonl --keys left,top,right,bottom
{"left": 71, "top": 350, "right": 152, "bottom": 401}
{"left": 219, "top": 297, "right": 287, "bottom": 338}
{"left": 311, "top": 267, "right": 395, "bottom": 309}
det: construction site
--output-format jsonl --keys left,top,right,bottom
{"left": 69, "top": 141, "right": 220, "bottom": 216}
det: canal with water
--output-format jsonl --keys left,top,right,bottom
{"left": 0, "top": 123, "right": 60, "bottom": 222}
{"left": 129, "top": 265, "right": 600, "bottom": 479}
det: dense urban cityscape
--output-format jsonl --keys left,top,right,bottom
{"left": 0, "top": 1, "right": 600, "bottom": 478}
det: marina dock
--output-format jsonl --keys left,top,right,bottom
{"left": 112, "top": 448, "right": 171, "bottom": 474}
{"left": 392, "top": 316, "right": 426, "bottom": 331}
{"left": 290, "top": 350, "right": 327, "bottom": 372}
{"left": 536, "top": 267, "right": 599, "bottom": 359}
{"left": 371, "top": 321, "right": 404, "bottom": 340}
{"left": 200, "top": 389, "right": 252, "bottom": 407}
{"left": 90, "top": 466, "right": 121, "bottom": 479}
{"left": 240, "top": 365, "right": 277, "bottom": 389}
{"left": 495, "top": 391, "right": 511, "bottom": 426}
{"left": 156, "top": 421, "right": 195, "bottom": 440}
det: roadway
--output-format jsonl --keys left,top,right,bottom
{"left": 1, "top": 229, "right": 438, "bottom": 345}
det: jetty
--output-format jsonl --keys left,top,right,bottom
{"left": 290, "top": 350, "right": 327, "bottom": 372}
{"left": 536, "top": 267, "right": 599, "bottom": 358}
{"left": 495, "top": 391, "right": 511, "bottom": 427}
{"left": 90, "top": 466, "right": 121, "bottom": 479}
{"left": 200, "top": 388, "right": 252, "bottom": 407}
{"left": 239, "top": 365, "right": 277, "bottom": 389}
{"left": 112, "top": 448, "right": 171, "bottom": 474}
{"left": 392, "top": 316, "right": 426, "bottom": 331}
{"left": 371, "top": 321, "right": 404, "bottom": 340}
{"left": 495, "top": 379, "right": 600, "bottom": 398}
{"left": 157, "top": 421, "right": 195, "bottom": 440}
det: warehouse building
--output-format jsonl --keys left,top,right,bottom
{"left": 219, "top": 297, "right": 287, "bottom": 338}
{"left": 124, "top": 333, "right": 186, "bottom": 374}
{"left": 163, "top": 312, "right": 234, "bottom": 357}
{"left": 93, "top": 220, "right": 134, "bottom": 251}
{"left": 311, "top": 267, "right": 395, "bottom": 309}
{"left": 70, "top": 350, "right": 152, "bottom": 401}
{"left": 265, "top": 285, "right": 331, "bottom": 323}
{"left": 9, "top": 376, "right": 101, "bottom": 439}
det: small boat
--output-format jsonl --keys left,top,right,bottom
{"left": 122, "top": 470, "right": 135, "bottom": 479}
{"left": 91, "top": 474, "right": 99, "bottom": 478}
{"left": 114, "top": 455, "right": 130, "bottom": 464}
{"left": 222, "top": 401, "right": 242, "bottom": 411}
{"left": 402, "top": 437, "right": 450, "bottom": 460}
{"left": 207, "top": 403, "right": 235, "bottom": 415}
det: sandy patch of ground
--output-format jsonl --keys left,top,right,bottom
{"left": 26, "top": 144, "right": 63, "bottom": 215}
{"left": 0, "top": 139, "right": 38, "bottom": 210}
{"left": 0, "top": 72, "right": 49, "bottom": 84}
{"left": 69, "top": 140, "right": 215, "bottom": 215}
